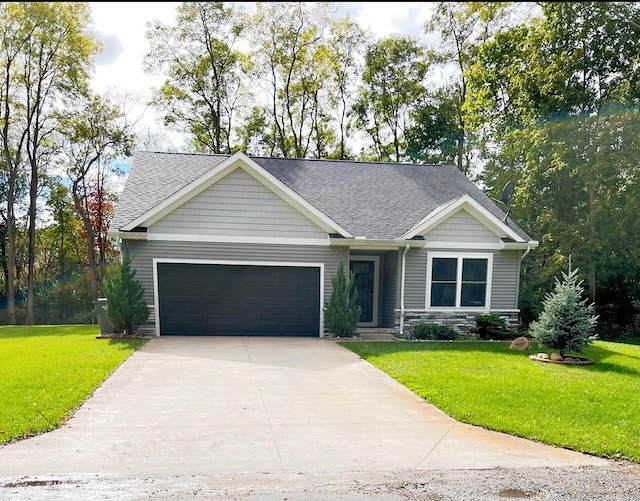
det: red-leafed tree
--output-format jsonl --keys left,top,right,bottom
{"left": 82, "top": 175, "right": 119, "bottom": 289}
{"left": 58, "top": 93, "right": 134, "bottom": 301}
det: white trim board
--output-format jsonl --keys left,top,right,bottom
{"left": 425, "top": 251, "right": 494, "bottom": 310}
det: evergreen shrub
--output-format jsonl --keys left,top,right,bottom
{"left": 324, "top": 262, "right": 362, "bottom": 337}
{"left": 475, "top": 314, "right": 514, "bottom": 340}
{"left": 529, "top": 267, "right": 598, "bottom": 356}
{"left": 412, "top": 323, "right": 457, "bottom": 340}
{"left": 103, "top": 258, "right": 149, "bottom": 334}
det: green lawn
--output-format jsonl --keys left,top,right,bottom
{"left": 340, "top": 340, "right": 640, "bottom": 463}
{"left": 0, "top": 325, "right": 147, "bottom": 444}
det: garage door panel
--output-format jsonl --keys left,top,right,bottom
{"left": 157, "top": 263, "right": 320, "bottom": 336}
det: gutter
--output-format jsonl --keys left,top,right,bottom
{"left": 399, "top": 243, "right": 411, "bottom": 336}
{"left": 329, "top": 237, "right": 425, "bottom": 250}
{"left": 108, "top": 230, "right": 147, "bottom": 240}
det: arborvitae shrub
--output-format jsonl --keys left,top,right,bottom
{"left": 103, "top": 258, "right": 149, "bottom": 334}
{"left": 324, "top": 262, "right": 361, "bottom": 337}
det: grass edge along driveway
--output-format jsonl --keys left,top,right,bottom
{"left": 0, "top": 325, "right": 147, "bottom": 444}
{"left": 340, "top": 340, "right": 640, "bottom": 464}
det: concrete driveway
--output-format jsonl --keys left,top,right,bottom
{"left": 0, "top": 336, "right": 608, "bottom": 478}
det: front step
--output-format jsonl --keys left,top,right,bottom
{"left": 356, "top": 328, "right": 397, "bottom": 341}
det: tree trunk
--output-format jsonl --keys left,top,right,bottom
{"left": 457, "top": 79, "right": 466, "bottom": 175}
{"left": 96, "top": 172, "right": 107, "bottom": 288}
{"left": 339, "top": 89, "right": 347, "bottom": 159}
{"left": 86, "top": 223, "right": 98, "bottom": 302}
{"left": 74, "top": 186, "right": 98, "bottom": 301}
{"left": 25, "top": 159, "right": 38, "bottom": 325}
{"left": 0, "top": 224, "right": 7, "bottom": 299}
{"left": 2, "top": 103, "right": 17, "bottom": 324}
{"left": 5, "top": 186, "right": 16, "bottom": 325}
{"left": 457, "top": 127, "right": 465, "bottom": 174}
{"left": 588, "top": 186, "right": 596, "bottom": 303}
{"left": 589, "top": 263, "right": 596, "bottom": 304}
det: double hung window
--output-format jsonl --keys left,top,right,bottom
{"left": 428, "top": 254, "right": 491, "bottom": 308}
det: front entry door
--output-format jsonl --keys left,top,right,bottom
{"left": 349, "top": 258, "right": 379, "bottom": 326}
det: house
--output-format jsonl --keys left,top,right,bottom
{"left": 108, "top": 151, "right": 538, "bottom": 337}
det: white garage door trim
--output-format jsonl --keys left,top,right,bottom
{"left": 152, "top": 258, "right": 325, "bottom": 336}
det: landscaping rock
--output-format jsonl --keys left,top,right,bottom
{"left": 509, "top": 336, "right": 531, "bottom": 350}
{"left": 529, "top": 353, "right": 595, "bottom": 365}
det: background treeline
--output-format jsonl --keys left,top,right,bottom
{"left": 1, "top": 2, "right": 639, "bottom": 341}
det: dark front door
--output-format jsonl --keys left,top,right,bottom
{"left": 349, "top": 259, "right": 377, "bottom": 325}
{"left": 157, "top": 262, "right": 320, "bottom": 336}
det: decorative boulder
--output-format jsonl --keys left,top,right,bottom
{"left": 550, "top": 353, "right": 564, "bottom": 361}
{"left": 509, "top": 336, "right": 531, "bottom": 351}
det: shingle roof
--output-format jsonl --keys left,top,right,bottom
{"left": 110, "top": 151, "right": 533, "bottom": 241}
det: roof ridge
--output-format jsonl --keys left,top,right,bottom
{"left": 136, "top": 150, "right": 454, "bottom": 169}
{"left": 254, "top": 155, "right": 454, "bottom": 168}
{"left": 137, "top": 150, "right": 230, "bottom": 159}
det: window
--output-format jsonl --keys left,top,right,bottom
{"left": 430, "top": 258, "right": 457, "bottom": 307}
{"left": 428, "top": 255, "right": 491, "bottom": 308}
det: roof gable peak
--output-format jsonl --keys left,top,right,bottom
{"left": 121, "top": 151, "right": 353, "bottom": 237}
{"left": 403, "top": 194, "right": 525, "bottom": 242}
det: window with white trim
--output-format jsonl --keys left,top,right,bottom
{"left": 428, "top": 254, "right": 491, "bottom": 308}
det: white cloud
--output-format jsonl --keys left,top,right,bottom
{"left": 89, "top": 2, "right": 180, "bottom": 95}
{"left": 88, "top": 2, "right": 182, "bottom": 148}
{"left": 356, "top": 2, "right": 435, "bottom": 39}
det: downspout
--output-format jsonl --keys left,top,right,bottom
{"left": 399, "top": 243, "right": 410, "bottom": 336}
{"left": 514, "top": 245, "right": 533, "bottom": 323}
{"left": 520, "top": 246, "right": 532, "bottom": 263}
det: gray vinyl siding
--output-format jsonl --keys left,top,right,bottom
{"left": 490, "top": 250, "right": 521, "bottom": 309}
{"left": 382, "top": 250, "right": 399, "bottom": 327}
{"left": 149, "top": 167, "right": 327, "bottom": 239}
{"left": 124, "top": 239, "right": 347, "bottom": 306}
{"left": 425, "top": 209, "right": 501, "bottom": 244}
{"left": 404, "top": 248, "right": 428, "bottom": 309}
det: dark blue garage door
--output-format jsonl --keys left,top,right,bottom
{"left": 157, "top": 263, "right": 320, "bottom": 336}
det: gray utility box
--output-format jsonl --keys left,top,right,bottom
{"left": 93, "top": 298, "right": 114, "bottom": 334}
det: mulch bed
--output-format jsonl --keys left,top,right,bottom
{"left": 96, "top": 333, "right": 153, "bottom": 339}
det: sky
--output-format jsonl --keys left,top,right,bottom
{"left": 87, "top": 2, "right": 438, "bottom": 147}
